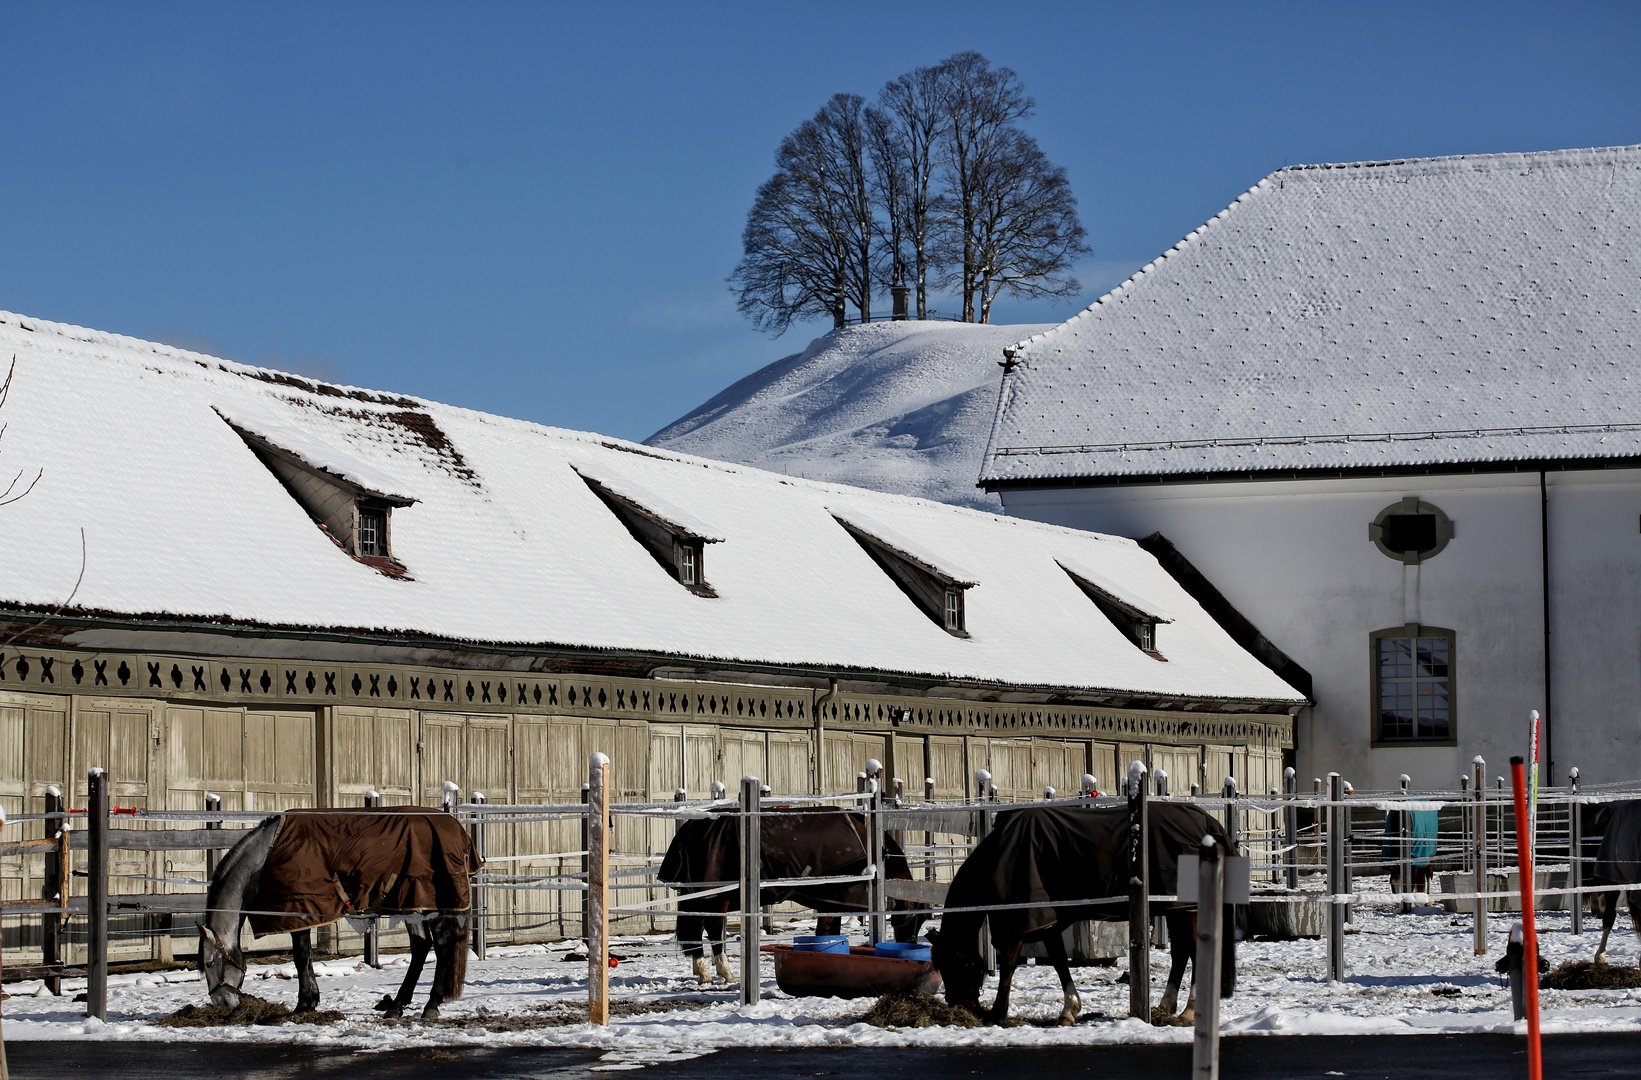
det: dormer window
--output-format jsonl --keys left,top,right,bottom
{"left": 574, "top": 465, "right": 723, "bottom": 596}
{"left": 219, "top": 408, "right": 415, "bottom": 577}
{"left": 832, "top": 511, "right": 977, "bottom": 637}
{"left": 357, "top": 508, "right": 384, "bottom": 557}
{"left": 1058, "top": 559, "right": 1171, "bottom": 659}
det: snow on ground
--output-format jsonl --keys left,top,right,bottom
{"left": 647, "top": 322, "right": 1052, "bottom": 510}
{"left": 9, "top": 897, "right": 1641, "bottom": 1054}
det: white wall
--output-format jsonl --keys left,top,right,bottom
{"left": 1001, "top": 469, "right": 1641, "bottom": 790}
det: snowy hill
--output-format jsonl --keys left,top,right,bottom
{"left": 647, "top": 321, "right": 1051, "bottom": 509}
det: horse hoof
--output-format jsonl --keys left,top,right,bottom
{"left": 421, "top": 1006, "right": 440, "bottom": 1021}
{"left": 373, "top": 995, "right": 398, "bottom": 1012}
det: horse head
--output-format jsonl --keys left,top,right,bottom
{"left": 929, "top": 926, "right": 985, "bottom": 1015}
{"left": 198, "top": 924, "right": 247, "bottom": 1008}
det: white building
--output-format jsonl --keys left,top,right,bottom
{"left": 981, "top": 145, "right": 1641, "bottom": 790}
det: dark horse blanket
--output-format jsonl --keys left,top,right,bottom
{"left": 657, "top": 805, "right": 909, "bottom": 913}
{"left": 249, "top": 807, "right": 482, "bottom": 936}
{"left": 949, "top": 801, "right": 1234, "bottom": 945}
{"left": 1591, "top": 800, "right": 1641, "bottom": 884}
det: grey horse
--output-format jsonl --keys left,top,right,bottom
{"left": 197, "top": 813, "right": 471, "bottom": 1018}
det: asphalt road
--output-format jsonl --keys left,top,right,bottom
{"left": 8, "top": 1035, "right": 1638, "bottom": 1080}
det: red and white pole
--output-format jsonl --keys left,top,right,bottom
{"left": 1510, "top": 755, "right": 1542, "bottom": 1080}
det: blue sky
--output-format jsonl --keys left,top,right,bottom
{"left": 4, "top": 2, "right": 1638, "bottom": 441}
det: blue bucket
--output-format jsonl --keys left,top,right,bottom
{"left": 874, "top": 941, "right": 932, "bottom": 962}
{"left": 792, "top": 935, "right": 850, "bottom": 954}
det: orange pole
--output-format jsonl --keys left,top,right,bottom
{"left": 1510, "top": 756, "right": 1542, "bottom": 1080}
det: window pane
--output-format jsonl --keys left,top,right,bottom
{"left": 1379, "top": 637, "right": 1412, "bottom": 679}
{"left": 1380, "top": 683, "right": 1415, "bottom": 740}
{"left": 1383, "top": 514, "right": 1438, "bottom": 554}
{"left": 1417, "top": 682, "right": 1450, "bottom": 738}
{"left": 1416, "top": 637, "right": 1449, "bottom": 678}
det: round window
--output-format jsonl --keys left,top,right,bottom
{"left": 1370, "top": 497, "right": 1453, "bottom": 564}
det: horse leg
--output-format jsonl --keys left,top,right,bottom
{"left": 1597, "top": 890, "right": 1619, "bottom": 964}
{"left": 709, "top": 914, "right": 733, "bottom": 983}
{"left": 1628, "top": 890, "right": 1641, "bottom": 961}
{"left": 420, "top": 916, "right": 466, "bottom": 1020}
{"left": 988, "top": 941, "right": 1022, "bottom": 1025}
{"left": 1221, "top": 903, "right": 1238, "bottom": 999}
{"left": 290, "top": 928, "right": 320, "bottom": 1013}
{"left": 378, "top": 923, "right": 432, "bottom": 1018}
{"left": 1042, "top": 930, "right": 1081, "bottom": 1026}
{"left": 815, "top": 915, "right": 842, "bottom": 937}
{"left": 678, "top": 914, "right": 712, "bottom": 984}
{"left": 1159, "top": 911, "right": 1192, "bottom": 1019}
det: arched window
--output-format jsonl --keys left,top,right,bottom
{"left": 1370, "top": 625, "right": 1455, "bottom": 743}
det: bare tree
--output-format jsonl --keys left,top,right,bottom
{"left": 970, "top": 128, "right": 1089, "bottom": 323}
{"left": 872, "top": 63, "right": 953, "bottom": 320}
{"left": 937, "top": 52, "right": 1034, "bottom": 322}
{"left": 731, "top": 94, "right": 875, "bottom": 334}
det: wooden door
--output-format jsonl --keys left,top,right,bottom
{"left": 719, "top": 728, "right": 767, "bottom": 791}
{"left": 243, "top": 709, "right": 316, "bottom": 812}
{"left": 1150, "top": 746, "right": 1201, "bottom": 798}
{"left": 1088, "top": 742, "right": 1116, "bottom": 796}
{"left": 926, "top": 736, "right": 967, "bottom": 801}
{"left": 889, "top": 734, "right": 927, "bottom": 800}
{"left": 1032, "top": 738, "right": 1082, "bottom": 799}
{"left": 823, "top": 731, "right": 887, "bottom": 795}
{"left": 766, "top": 731, "right": 812, "bottom": 797}
{"left": 332, "top": 707, "right": 415, "bottom": 806}
{"left": 0, "top": 694, "right": 69, "bottom": 945}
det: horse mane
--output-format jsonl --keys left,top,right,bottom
{"left": 203, "top": 815, "right": 282, "bottom": 935}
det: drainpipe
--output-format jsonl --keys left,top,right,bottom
{"left": 1540, "top": 471, "right": 1553, "bottom": 784}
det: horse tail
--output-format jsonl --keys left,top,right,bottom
{"left": 441, "top": 914, "right": 471, "bottom": 1001}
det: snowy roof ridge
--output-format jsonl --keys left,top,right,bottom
{"left": 983, "top": 142, "right": 1641, "bottom": 484}
{"left": 1001, "top": 143, "right": 1641, "bottom": 364}
{"left": 0, "top": 309, "right": 1304, "bottom": 704}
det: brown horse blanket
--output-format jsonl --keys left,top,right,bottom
{"left": 657, "top": 806, "right": 909, "bottom": 913}
{"left": 948, "top": 802, "right": 1234, "bottom": 945}
{"left": 249, "top": 807, "right": 482, "bottom": 936}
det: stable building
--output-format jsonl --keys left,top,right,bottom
{"left": 0, "top": 311, "right": 1303, "bottom": 945}
{"left": 981, "top": 144, "right": 1641, "bottom": 790}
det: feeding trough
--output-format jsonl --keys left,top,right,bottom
{"left": 761, "top": 943, "right": 942, "bottom": 999}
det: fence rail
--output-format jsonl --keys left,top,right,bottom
{"left": 10, "top": 755, "right": 1641, "bottom": 1026}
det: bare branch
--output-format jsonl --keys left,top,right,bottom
{"left": 0, "top": 528, "right": 88, "bottom": 653}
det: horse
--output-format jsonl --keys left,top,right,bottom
{"left": 931, "top": 801, "right": 1236, "bottom": 1026}
{"left": 198, "top": 806, "right": 481, "bottom": 1019}
{"left": 657, "top": 805, "right": 923, "bottom": 984}
{"left": 1584, "top": 800, "right": 1641, "bottom": 965}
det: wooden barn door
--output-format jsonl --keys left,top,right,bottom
{"left": 1151, "top": 746, "right": 1200, "bottom": 797}
{"left": 0, "top": 694, "right": 70, "bottom": 954}
{"left": 766, "top": 731, "right": 813, "bottom": 797}
{"left": 332, "top": 707, "right": 415, "bottom": 806}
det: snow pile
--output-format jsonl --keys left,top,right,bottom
{"left": 0, "top": 311, "right": 1299, "bottom": 705}
{"left": 8, "top": 906, "right": 1641, "bottom": 1049}
{"left": 649, "top": 322, "right": 1052, "bottom": 510}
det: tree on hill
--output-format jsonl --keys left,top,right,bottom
{"left": 732, "top": 53, "right": 1087, "bottom": 332}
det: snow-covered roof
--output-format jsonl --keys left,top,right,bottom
{"left": 0, "top": 310, "right": 1301, "bottom": 706}
{"left": 982, "top": 145, "right": 1641, "bottom": 485}
{"left": 649, "top": 321, "right": 1053, "bottom": 509}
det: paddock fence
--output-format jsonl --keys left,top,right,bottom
{"left": 6, "top": 755, "right": 1640, "bottom": 1024}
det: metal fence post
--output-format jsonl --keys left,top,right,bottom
{"left": 86, "top": 767, "right": 109, "bottom": 1021}
{"left": 1399, "top": 774, "right": 1413, "bottom": 914}
{"left": 1191, "top": 835, "right": 1225, "bottom": 1080}
{"left": 1570, "top": 767, "right": 1582, "bottom": 935}
{"left": 587, "top": 753, "right": 611, "bottom": 1025}
{"left": 204, "top": 792, "right": 222, "bottom": 881}
{"left": 1326, "top": 772, "right": 1345, "bottom": 982}
{"left": 469, "top": 790, "right": 487, "bottom": 961}
{"left": 1127, "top": 759, "right": 1151, "bottom": 1020}
{"left": 974, "top": 769, "right": 994, "bottom": 975}
{"left": 739, "top": 775, "right": 762, "bottom": 1005}
{"left": 1081, "top": 773, "right": 1097, "bottom": 797}
{"left": 42, "top": 786, "right": 64, "bottom": 996}
{"left": 868, "top": 778, "right": 887, "bottom": 945}
{"left": 1221, "top": 777, "right": 1238, "bottom": 850}
{"left": 1155, "top": 769, "right": 1168, "bottom": 797}
{"left": 1342, "top": 780, "right": 1355, "bottom": 923}
{"left": 1282, "top": 767, "right": 1298, "bottom": 890}
{"left": 1473, "top": 756, "right": 1488, "bottom": 955}
{"left": 362, "top": 791, "right": 381, "bottom": 967}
